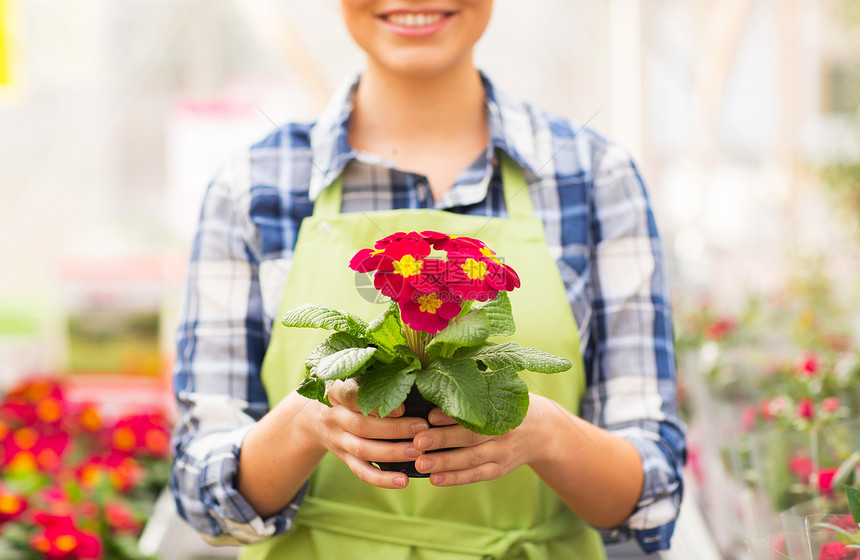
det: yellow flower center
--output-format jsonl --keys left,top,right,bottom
{"left": 461, "top": 258, "right": 488, "bottom": 280}
{"left": 80, "top": 407, "right": 102, "bottom": 431}
{"left": 33, "top": 535, "right": 51, "bottom": 552}
{"left": 0, "top": 494, "right": 21, "bottom": 514}
{"left": 393, "top": 254, "right": 422, "bottom": 277}
{"left": 37, "top": 399, "right": 62, "bottom": 423}
{"left": 81, "top": 465, "right": 105, "bottom": 487}
{"left": 112, "top": 427, "right": 136, "bottom": 451}
{"left": 13, "top": 427, "right": 38, "bottom": 450}
{"left": 480, "top": 247, "right": 501, "bottom": 265}
{"left": 25, "top": 381, "right": 51, "bottom": 401}
{"left": 145, "top": 429, "right": 168, "bottom": 454}
{"left": 9, "top": 452, "right": 37, "bottom": 473}
{"left": 38, "top": 448, "right": 60, "bottom": 470}
{"left": 55, "top": 534, "right": 77, "bottom": 553}
{"left": 417, "top": 293, "right": 443, "bottom": 314}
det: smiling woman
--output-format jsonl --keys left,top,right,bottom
{"left": 169, "top": 1, "right": 686, "bottom": 559}
{"left": 339, "top": 0, "right": 492, "bottom": 78}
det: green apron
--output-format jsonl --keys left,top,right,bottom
{"left": 241, "top": 153, "right": 606, "bottom": 560}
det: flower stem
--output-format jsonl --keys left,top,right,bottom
{"left": 403, "top": 324, "right": 430, "bottom": 368}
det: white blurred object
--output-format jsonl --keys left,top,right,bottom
{"left": 164, "top": 96, "right": 272, "bottom": 241}
{"left": 138, "top": 489, "right": 240, "bottom": 560}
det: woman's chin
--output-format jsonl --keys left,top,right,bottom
{"left": 367, "top": 52, "right": 474, "bottom": 81}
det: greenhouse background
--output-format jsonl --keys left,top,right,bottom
{"left": 1, "top": 0, "right": 859, "bottom": 558}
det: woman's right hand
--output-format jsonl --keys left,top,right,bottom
{"left": 312, "top": 378, "right": 428, "bottom": 489}
{"left": 239, "top": 380, "right": 426, "bottom": 517}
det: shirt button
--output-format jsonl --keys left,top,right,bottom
{"left": 317, "top": 221, "right": 332, "bottom": 236}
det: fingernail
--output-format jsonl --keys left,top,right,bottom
{"left": 393, "top": 476, "right": 406, "bottom": 488}
{"left": 405, "top": 446, "right": 420, "bottom": 459}
{"left": 410, "top": 422, "right": 428, "bottom": 435}
{"left": 416, "top": 436, "right": 432, "bottom": 450}
{"left": 418, "top": 456, "right": 434, "bottom": 471}
{"left": 431, "top": 473, "right": 445, "bottom": 485}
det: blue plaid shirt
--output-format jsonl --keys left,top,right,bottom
{"left": 170, "top": 72, "right": 686, "bottom": 553}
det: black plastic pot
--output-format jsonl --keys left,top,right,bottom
{"left": 374, "top": 386, "right": 437, "bottom": 478}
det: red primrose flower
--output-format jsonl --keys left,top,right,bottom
{"left": 350, "top": 231, "right": 520, "bottom": 334}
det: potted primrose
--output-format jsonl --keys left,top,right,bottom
{"left": 281, "top": 230, "right": 572, "bottom": 477}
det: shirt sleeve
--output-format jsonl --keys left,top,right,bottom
{"left": 580, "top": 141, "right": 686, "bottom": 553}
{"left": 169, "top": 154, "right": 307, "bottom": 546}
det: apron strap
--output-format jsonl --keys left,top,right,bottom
{"left": 295, "top": 496, "right": 584, "bottom": 560}
{"left": 497, "top": 150, "right": 535, "bottom": 221}
{"left": 313, "top": 170, "right": 345, "bottom": 219}
{"left": 312, "top": 152, "right": 535, "bottom": 221}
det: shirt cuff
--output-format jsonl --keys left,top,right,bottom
{"left": 599, "top": 434, "right": 684, "bottom": 553}
{"left": 171, "top": 425, "right": 308, "bottom": 546}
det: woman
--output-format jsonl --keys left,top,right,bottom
{"left": 170, "top": 1, "right": 686, "bottom": 558}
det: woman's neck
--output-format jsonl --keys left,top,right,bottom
{"left": 348, "top": 59, "right": 489, "bottom": 182}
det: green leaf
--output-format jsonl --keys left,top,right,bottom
{"left": 816, "top": 522, "right": 860, "bottom": 541}
{"left": 63, "top": 479, "right": 84, "bottom": 502}
{"left": 416, "top": 358, "right": 488, "bottom": 426}
{"left": 306, "top": 332, "right": 367, "bottom": 373}
{"left": 474, "top": 291, "right": 515, "bottom": 336}
{"left": 282, "top": 304, "right": 369, "bottom": 337}
{"left": 3, "top": 470, "right": 48, "bottom": 495}
{"left": 366, "top": 302, "right": 406, "bottom": 356}
{"left": 834, "top": 451, "right": 860, "bottom": 489}
{"left": 426, "top": 309, "right": 490, "bottom": 351}
{"left": 313, "top": 347, "right": 378, "bottom": 381}
{"left": 296, "top": 376, "right": 333, "bottom": 406}
{"left": 394, "top": 344, "right": 421, "bottom": 362}
{"left": 110, "top": 534, "right": 151, "bottom": 560}
{"left": 458, "top": 341, "right": 572, "bottom": 373}
{"left": 456, "top": 367, "right": 530, "bottom": 436}
{"left": 357, "top": 362, "right": 419, "bottom": 417}
{"left": 0, "top": 522, "right": 33, "bottom": 547}
{"left": 0, "top": 539, "right": 29, "bottom": 560}
{"left": 847, "top": 485, "right": 860, "bottom": 525}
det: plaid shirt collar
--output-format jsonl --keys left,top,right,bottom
{"left": 308, "top": 71, "right": 543, "bottom": 201}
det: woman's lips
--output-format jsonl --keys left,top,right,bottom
{"left": 378, "top": 10, "right": 455, "bottom": 37}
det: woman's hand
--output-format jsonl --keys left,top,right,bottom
{"left": 239, "top": 380, "right": 426, "bottom": 517}
{"left": 408, "top": 393, "right": 645, "bottom": 529}
{"left": 410, "top": 395, "right": 553, "bottom": 486}
{"left": 311, "top": 379, "right": 429, "bottom": 489}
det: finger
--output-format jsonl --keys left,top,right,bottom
{"left": 428, "top": 462, "right": 505, "bottom": 487}
{"left": 427, "top": 407, "right": 456, "bottom": 426}
{"left": 328, "top": 379, "right": 360, "bottom": 410}
{"left": 413, "top": 424, "right": 489, "bottom": 452}
{"left": 414, "top": 440, "right": 500, "bottom": 475}
{"left": 338, "top": 453, "right": 409, "bottom": 489}
{"left": 382, "top": 403, "right": 406, "bottom": 418}
{"left": 332, "top": 406, "right": 428, "bottom": 440}
{"left": 335, "top": 432, "right": 418, "bottom": 463}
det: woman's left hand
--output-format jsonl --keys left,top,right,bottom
{"left": 411, "top": 394, "right": 553, "bottom": 486}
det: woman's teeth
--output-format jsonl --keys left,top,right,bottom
{"left": 385, "top": 13, "right": 445, "bottom": 27}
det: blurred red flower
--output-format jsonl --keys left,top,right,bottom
{"left": 704, "top": 318, "right": 736, "bottom": 341}
{"left": 796, "top": 398, "right": 815, "bottom": 420}
{"left": 817, "top": 468, "right": 839, "bottom": 495}
{"left": 799, "top": 353, "right": 820, "bottom": 377}
{"left": 788, "top": 456, "right": 814, "bottom": 483}
{"left": 29, "top": 512, "right": 102, "bottom": 560}
{"left": 0, "top": 485, "right": 27, "bottom": 524}
{"left": 109, "top": 413, "right": 171, "bottom": 458}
